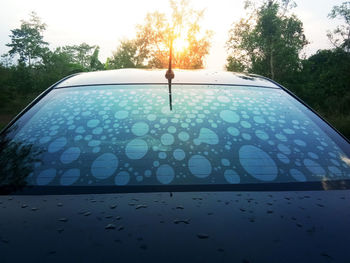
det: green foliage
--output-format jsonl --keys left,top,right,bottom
{"left": 226, "top": 0, "right": 307, "bottom": 86}
{"left": 227, "top": 1, "right": 306, "bottom": 96}
{"left": 106, "top": 40, "right": 145, "bottom": 69}
{"left": 225, "top": 56, "right": 246, "bottom": 72}
{"left": 90, "top": 46, "right": 104, "bottom": 71}
{"left": 327, "top": 1, "right": 350, "bottom": 52}
{"left": 299, "top": 49, "right": 350, "bottom": 115}
{"left": 6, "top": 12, "right": 49, "bottom": 67}
{"left": 59, "top": 43, "right": 103, "bottom": 71}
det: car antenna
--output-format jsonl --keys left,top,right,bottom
{"left": 165, "top": 36, "right": 174, "bottom": 111}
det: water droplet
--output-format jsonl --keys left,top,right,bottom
{"left": 156, "top": 165, "right": 175, "bottom": 184}
{"left": 135, "top": 204, "right": 147, "bottom": 209}
{"left": 294, "top": 139, "right": 306, "bottom": 147}
{"left": 144, "top": 170, "right": 152, "bottom": 177}
{"left": 188, "top": 155, "right": 212, "bottom": 178}
{"left": 283, "top": 128, "right": 295, "bottom": 134}
{"left": 37, "top": 168, "right": 56, "bottom": 185}
{"left": 132, "top": 122, "right": 149, "bottom": 136}
{"left": 289, "top": 169, "right": 306, "bottom": 182}
{"left": 87, "top": 119, "right": 100, "bottom": 128}
{"left": 161, "top": 133, "right": 174, "bottom": 146}
{"left": 48, "top": 137, "right": 67, "bottom": 153}
{"left": 220, "top": 110, "right": 240, "bottom": 123}
{"left": 178, "top": 131, "right": 190, "bottom": 141}
{"left": 105, "top": 223, "right": 116, "bottom": 229}
{"left": 158, "top": 152, "right": 167, "bottom": 159}
{"left": 224, "top": 169, "right": 240, "bottom": 184}
{"left": 255, "top": 130, "right": 269, "bottom": 140}
{"left": 60, "top": 169, "right": 80, "bottom": 185}
{"left": 39, "top": 136, "right": 51, "bottom": 144}
{"left": 92, "top": 127, "right": 103, "bottom": 135}
{"left": 194, "top": 128, "right": 219, "bottom": 145}
{"left": 91, "top": 153, "right": 118, "bottom": 179}
{"left": 239, "top": 145, "right": 277, "bottom": 181}
{"left": 114, "top": 110, "right": 128, "bottom": 119}
{"left": 307, "top": 152, "right": 319, "bottom": 159}
{"left": 219, "top": 158, "right": 230, "bottom": 167}
{"left": 173, "top": 219, "right": 190, "bottom": 224}
{"left": 275, "top": 133, "right": 287, "bottom": 142}
{"left": 218, "top": 96, "right": 230, "bottom": 103}
{"left": 277, "top": 153, "right": 289, "bottom": 164}
{"left": 88, "top": 140, "right": 101, "bottom": 147}
{"left": 303, "top": 159, "right": 325, "bottom": 176}
{"left": 227, "top": 127, "right": 240, "bottom": 136}
{"left": 168, "top": 126, "right": 176, "bottom": 133}
{"left": 147, "top": 114, "right": 156, "bottom": 121}
{"left": 115, "top": 171, "right": 130, "bottom": 185}
{"left": 277, "top": 144, "right": 291, "bottom": 155}
{"left": 173, "top": 149, "right": 185, "bottom": 161}
{"left": 253, "top": 116, "right": 265, "bottom": 124}
{"left": 125, "top": 139, "right": 148, "bottom": 159}
{"left": 75, "top": 126, "right": 86, "bottom": 134}
{"left": 60, "top": 147, "right": 80, "bottom": 164}
{"left": 197, "top": 233, "right": 209, "bottom": 239}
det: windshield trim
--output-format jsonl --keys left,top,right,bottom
{"left": 53, "top": 82, "right": 280, "bottom": 90}
{"left": 2, "top": 179, "right": 350, "bottom": 195}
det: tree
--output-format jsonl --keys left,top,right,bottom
{"left": 6, "top": 12, "right": 49, "bottom": 66}
{"left": 105, "top": 40, "right": 145, "bottom": 69}
{"left": 226, "top": 0, "right": 307, "bottom": 85}
{"left": 60, "top": 43, "right": 102, "bottom": 70}
{"left": 301, "top": 49, "right": 350, "bottom": 113}
{"left": 327, "top": 1, "right": 350, "bottom": 52}
{"left": 108, "top": 0, "right": 212, "bottom": 69}
{"left": 90, "top": 46, "right": 104, "bottom": 71}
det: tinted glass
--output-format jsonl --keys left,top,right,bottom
{"left": 1, "top": 84, "right": 349, "bottom": 187}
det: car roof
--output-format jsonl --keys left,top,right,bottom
{"left": 55, "top": 69, "right": 280, "bottom": 89}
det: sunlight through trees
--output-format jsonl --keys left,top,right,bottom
{"left": 106, "top": 0, "right": 212, "bottom": 69}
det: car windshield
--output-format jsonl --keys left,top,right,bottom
{"left": 0, "top": 84, "right": 349, "bottom": 191}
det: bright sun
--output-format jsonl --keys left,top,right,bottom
{"left": 173, "top": 35, "right": 188, "bottom": 52}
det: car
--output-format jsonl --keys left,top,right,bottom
{"left": 0, "top": 69, "right": 349, "bottom": 263}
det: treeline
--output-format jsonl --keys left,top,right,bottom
{"left": 226, "top": 0, "right": 350, "bottom": 139}
{"left": 0, "top": 11, "right": 104, "bottom": 116}
{"left": 0, "top": 1, "right": 349, "bottom": 139}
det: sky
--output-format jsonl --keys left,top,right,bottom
{"left": 0, "top": 0, "right": 346, "bottom": 70}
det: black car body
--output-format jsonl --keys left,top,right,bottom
{"left": 0, "top": 69, "right": 349, "bottom": 262}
